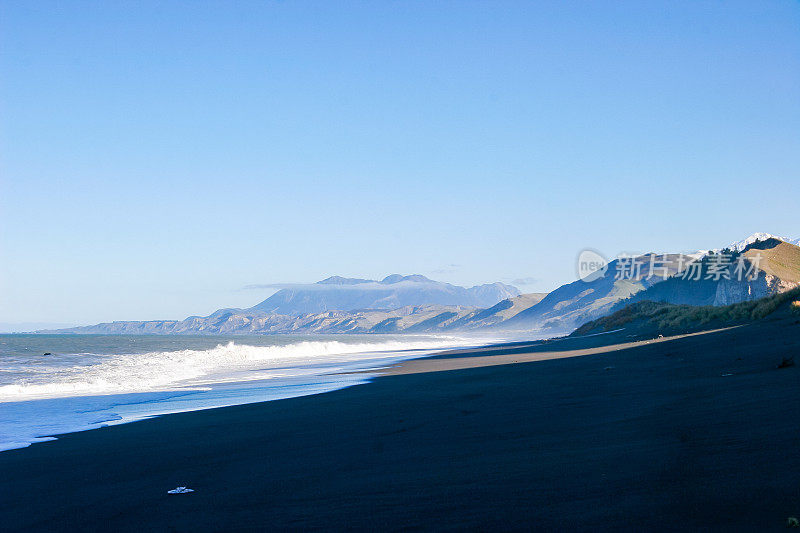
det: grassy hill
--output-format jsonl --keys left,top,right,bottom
{"left": 743, "top": 238, "right": 800, "bottom": 284}
{"left": 572, "top": 286, "right": 800, "bottom": 338}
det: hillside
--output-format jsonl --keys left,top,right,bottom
{"left": 443, "top": 293, "right": 548, "bottom": 330}
{"left": 505, "top": 236, "right": 800, "bottom": 334}
{"left": 743, "top": 238, "right": 800, "bottom": 284}
{"left": 572, "top": 286, "right": 800, "bottom": 338}
{"left": 622, "top": 238, "right": 800, "bottom": 308}
{"left": 500, "top": 253, "right": 689, "bottom": 333}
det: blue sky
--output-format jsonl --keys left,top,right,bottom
{"left": 1, "top": 1, "right": 799, "bottom": 325}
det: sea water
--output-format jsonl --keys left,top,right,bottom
{"left": 0, "top": 334, "right": 485, "bottom": 451}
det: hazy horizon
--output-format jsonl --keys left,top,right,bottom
{"left": 2, "top": 1, "right": 799, "bottom": 324}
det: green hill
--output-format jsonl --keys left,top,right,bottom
{"left": 572, "top": 286, "right": 800, "bottom": 338}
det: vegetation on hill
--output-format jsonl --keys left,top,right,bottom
{"left": 572, "top": 286, "right": 800, "bottom": 337}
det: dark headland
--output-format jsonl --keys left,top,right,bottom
{"left": 2, "top": 311, "right": 800, "bottom": 531}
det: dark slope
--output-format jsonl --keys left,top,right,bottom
{"left": 573, "top": 286, "right": 800, "bottom": 338}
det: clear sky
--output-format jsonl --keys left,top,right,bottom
{"left": 1, "top": 0, "right": 799, "bottom": 325}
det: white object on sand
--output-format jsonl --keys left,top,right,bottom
{"left": 167, "top": 486, "right": 194, "bottom": 494}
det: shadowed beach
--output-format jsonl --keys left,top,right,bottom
{"left": 1, "top": 317, "right": 800, "bottom": 532}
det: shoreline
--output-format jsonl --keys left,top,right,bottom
{"left": 2, "top": 319, "right": 799, "bottom": 530}
{"left": 0, "top": 335, "right": 484, "bottom": 452}
{"left": 0, "top": 329, "right": 652, "bottom": 452}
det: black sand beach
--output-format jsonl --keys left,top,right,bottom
{"left": 2, "top": 318, "right": 800, "bottom": 532}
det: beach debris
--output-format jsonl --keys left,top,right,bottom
{"left": 777, "top": 357, "right": 795, "bottom": 369}
{"left": 787, "top": 516, "right": 799, "bottom": 528}
{"left": 167, "top": 486, "right": 194, "bottom": 494}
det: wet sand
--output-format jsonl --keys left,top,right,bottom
{"left": 1, "top": 318, "right": 799, "bottom": 531}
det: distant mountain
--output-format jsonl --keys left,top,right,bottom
{"left": 50, "top": 304, "right": 480, "bottom": 335}
{"left": 248, "top": 274, "right": 520, "bottom": 315}
{"left": 47, "top": 275, "right": 523, "bottom": 335}
{"left": 52, "top": 294, "right": 551, "bottom": 336}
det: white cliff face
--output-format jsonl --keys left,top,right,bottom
{"left": 713, "top": 274, "right": 770, "bottom": 306}
{"left": 713, "top": 273, "right": 797, "bottom": 306}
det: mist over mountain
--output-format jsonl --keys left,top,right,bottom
{"left": 248, "top": 275, "right": 521, "bottom": 316}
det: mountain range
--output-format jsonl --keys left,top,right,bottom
{"left": 51, "top": 276, "right": 528, "bottom": 335}
{"left": 45, "top": 233, "right": 800, "bottom": 336}
{"left": 247, "top": 275, "right": 520, "bottom": 315}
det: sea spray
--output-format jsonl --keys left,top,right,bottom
{"left": 0, "top": 337, "right": 473, "bottom": 401}
{"left": 0, "top": 334, "right": 495, "bottom": 451}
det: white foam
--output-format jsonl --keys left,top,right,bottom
{"left": 0, "top": 335, "right": 501, "bottom": 451}
{"left": 0, "top": 338, "right": 469, "bottom": 402}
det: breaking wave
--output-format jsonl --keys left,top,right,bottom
{"left": 0, "top": 338, "right": 464, "bottom": 401}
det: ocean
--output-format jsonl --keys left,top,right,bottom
{"left": 0, "top": 334, "right": 487, "bottom": 451}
